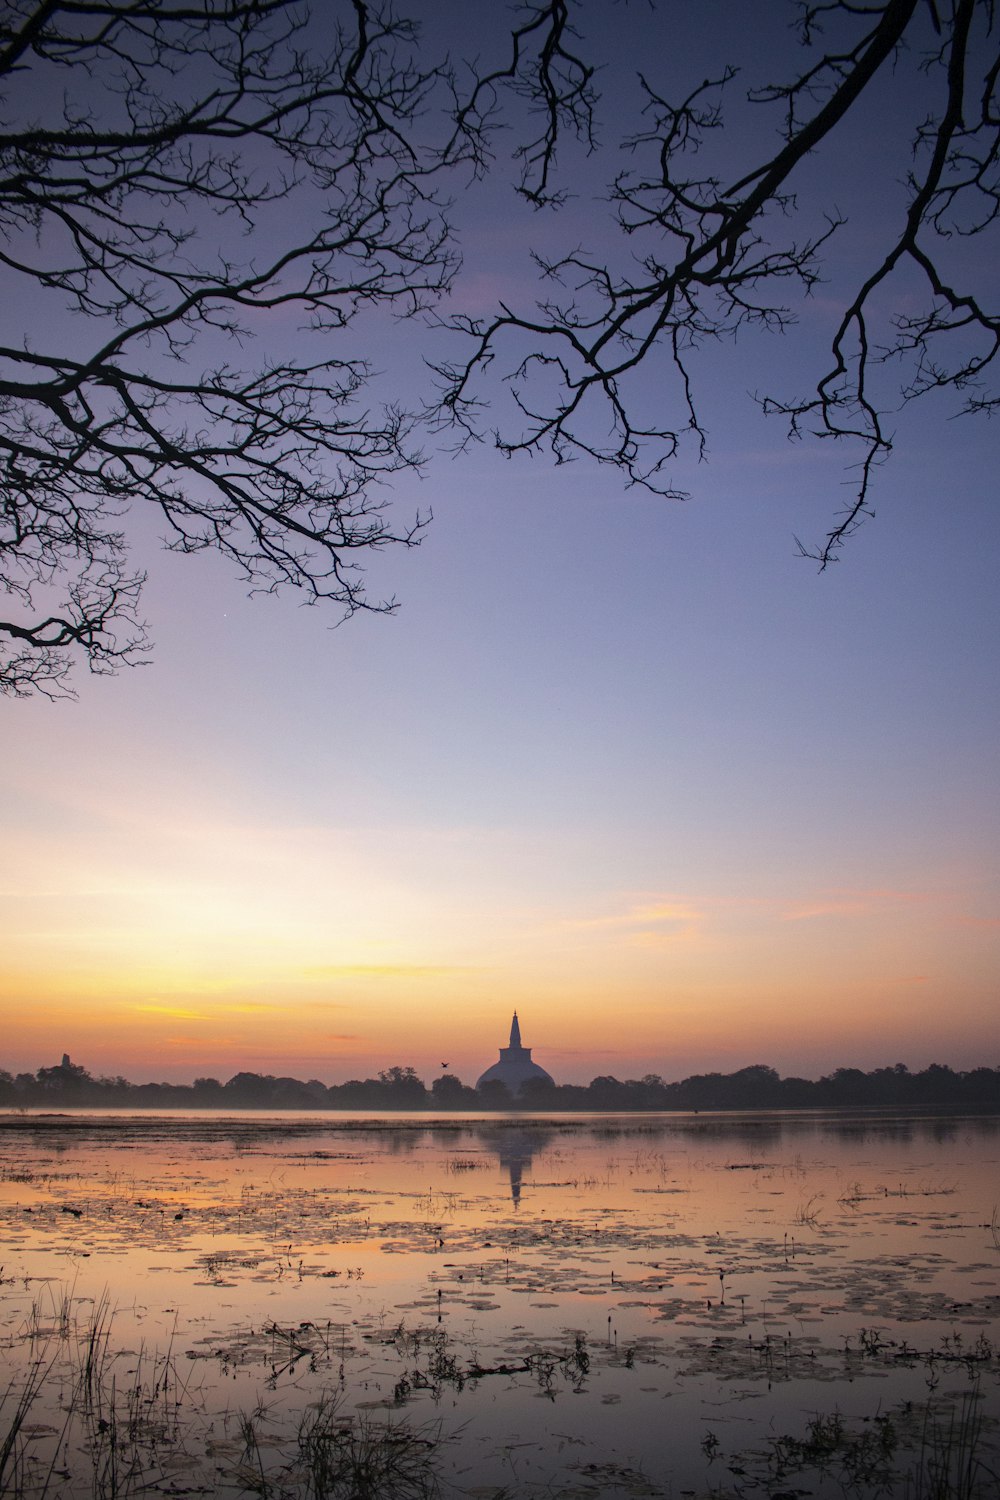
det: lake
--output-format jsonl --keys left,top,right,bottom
{"left": 1, "top": 1110, "right": 998, "bottom": 1497}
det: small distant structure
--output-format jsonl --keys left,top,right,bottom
{"left": 476, "top": 1013, "right": 554, "bottom": 1097}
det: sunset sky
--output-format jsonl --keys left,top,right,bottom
{"left": 2, "top": 1, "right": 997, "bottom": 1087}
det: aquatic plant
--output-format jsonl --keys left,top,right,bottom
{"left": 765, "top": 1406, "right": 899, "bottom": 1490}
{"left": 719, "top": 1393, "right": 997, "bottom": 1500}
{"left": 296, "top": 1398, "right": 441, "bottom": 1500}
{"left": 0, "top": 1354, "right": 55, "bottom": 1492}
{"left": 908, "top": 1388, "right": 997, "bottom": 1500}
{"left": 75, "top": 1289, "right": 114, "bottom": 1406}
{"left": 794, "top": 1192, "right": 824, "bottom": 1227}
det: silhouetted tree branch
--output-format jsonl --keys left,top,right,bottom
{"left": 4, "top": 2, "right": 997, "bottom": 696}
{"left": 444, "top": 0, "right": 597, "bottom": 206}
{"left": 0, "top": 0, "right": 460, "bottom": 695}
{"left": 438, "top": 0, "right": 998, "bottom": 564}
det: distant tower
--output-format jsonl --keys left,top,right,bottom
{"left": 476, "top": 1012, "right": 554, "bottom": 1097}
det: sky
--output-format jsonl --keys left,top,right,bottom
{"left": 1, "top": 1, "right": 998, "bottom": 1087}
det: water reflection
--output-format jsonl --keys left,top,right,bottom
{"left": 473, "top": 1125, "right": 555, "bottom": 1206}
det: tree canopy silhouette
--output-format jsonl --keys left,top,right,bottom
{"left": 2, "top": 1, "right": 996, "bottom": 695}
{"left": 3, "top": 1055, "right": 1000, "bottom": 1110}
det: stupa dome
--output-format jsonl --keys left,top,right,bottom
{"left": 476, "top": 1013, "right": 554, "bottom": 1096}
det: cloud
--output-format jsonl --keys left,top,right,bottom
{"left": 780, "top": 889, "right": 927, "bottom": 922}
{"left": 629, "top": 927, "right": 693, "bottom": 950}
{"left": 301, "top": 964, "right": 478, "bottom": 980}
{"left": 547, "top": 1047, "right": 635, "bottom": 1058}
{"left": 132, "top": 1003, "right": 212, "bottom": 1021}
{"left": 563, "top": 898, "right": 702, "bottom": 931}
{"left": 560, "top": 896, "right": 706, "bottom": 949}
{"left": 131, "top": 999, "right": 277, "bottom": 1020}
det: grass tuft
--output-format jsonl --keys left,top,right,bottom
{"left": 297, "top": 1396, "right": 441, "bottom": 1500}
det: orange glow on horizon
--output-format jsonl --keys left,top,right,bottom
{"left": 4, "top": 690, "right": 997, "bottom": 1087}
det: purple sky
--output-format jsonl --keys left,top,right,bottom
{"left": 2, "top": 1, "right": 997, "bottom": 1085}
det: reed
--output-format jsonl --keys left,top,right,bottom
{"left": 0, "top": 1354, "right": 55, "bottom": 1492}
{"left": 297, "top": 1397, "right": 441, "bottom": 1500}
{"left": 908, "top": 1388, "right": 997, "bottom": 1500}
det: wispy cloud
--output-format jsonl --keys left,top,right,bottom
{"left": 780, "top": 889, "right": 927, "bottom": 922}
{"left": 132, "top": 1003, "right": 212, "bottom": 1021}
{"left": 563, "top": 898, "right": 701, "bottom": 931}
{"left": 131, "top": 999, "right": 276, "bottom": 1019}
{"left": 302, "top": 964, "right": 478, "bottom": 980}
{"left": 547, "top": 1047, "right": 637, "bottom": 1058}
{"left": 561, "top": 896, "right": 705, "bottom": 946}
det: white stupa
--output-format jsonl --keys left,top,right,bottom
{"left": 476, "top": 1012, "right": 554, "bottom": 1096}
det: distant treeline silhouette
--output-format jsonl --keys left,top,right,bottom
{"left": 2, "top": 1058, "right": 1000, "bottom": 1111}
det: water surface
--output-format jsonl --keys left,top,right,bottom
{"left": 1, "top": 1110, "right": 998, "bottom": 1496}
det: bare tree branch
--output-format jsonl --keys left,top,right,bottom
{"left": 444, "top": 0, "right": 597, "bottom": 205}
{"left": 3, "top": 0, "right": 997, "bottom": 696}
{"left": 437, "top": 0, "right": 998, "bottom": 565}
{"left": 0, "top": 0, "right": 459, "bottom": 694}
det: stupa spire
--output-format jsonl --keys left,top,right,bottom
{"left": 476, "top": 1011, "right": 554, "bottom": 1096}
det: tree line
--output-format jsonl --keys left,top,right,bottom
{"left": 3, "top": 1058, "right": 1000, "bottom": 1112}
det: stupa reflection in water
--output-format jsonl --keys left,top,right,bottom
{"left": 475, "top": 1012, "right": 554, "bottom": 1096}
{"left": 473, "top": 1125, "right": 554, "bottom": 1208}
